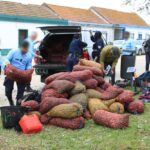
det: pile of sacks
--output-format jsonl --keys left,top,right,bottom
{"left": 21, "top": 59, "right": 144, "bottom": 129}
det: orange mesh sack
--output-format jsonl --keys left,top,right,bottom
{"left": 93, "top": 75, "right": 105, "bottom": 85}
{"left": 39, "top": 97, "right": 69, "bottom": 114}
{"left": 56, "top": 70, "right": 93, "bottom": 82}
{"left": 127, "top": 100, "right": 144, "bottom": 114}
{"left": 40, "top": 114, "right": 51, "bottom": 125}
{"left": 109, "top": 102, "right": 124, "bottom": 114}
{"left": 88, "top": 98, "right": 108, "bottom": 116}
{"left": 83, "top": 110, "right": 92, "bottom": 119}
{"left": 116, "top": 90, "right": 134, "bottom": 104}
{"left": 69, "top": 93, "right": 88, "bottom": 109}
{"left": 45, "top": 72, "right": 68, "bottom": 84}
{"left": 21, "top": 100, "right": 39, "bottom": 111}
{"left": 41, "top": 89, "right": 68, "bottom": 100}
{"left": 47, "top": 103, "right": 83, "bottom": 119}
{"left": 83, "top": 79, "right": 98, "bottom": 89}
{"left": 5, "top": 64, "right": 33, "bottom": 83}
{"left": 79, "top": 59, "right": 102, "bottom": 69}
{"left": 45, "top": 80, "right": 74, "bottom": 93}
{"left": 49, "top": 117, "right": 85, "bottom": 130}
{"left": 73, "top": 65, "right": 103, "bottom": 76}
{"left": 93, "top": 110, "right": 129, "bottom": 129}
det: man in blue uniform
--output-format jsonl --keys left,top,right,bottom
{"left": 90, "top": 30, "right": 105, "bottom": 62}
{"left": 4, "top": 41, "right": 32, "bottom": 106}
{"left": 67, "top": 34, "right": 87, "bottom": 71}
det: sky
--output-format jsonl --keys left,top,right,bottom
{"left": 3, "top": 0, "right": 150, "bottom": 23}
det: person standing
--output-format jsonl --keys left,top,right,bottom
{"left": 143, "top": 38, "right": 150, "bottom": 71}
{"left": 25, "top": 31, "right": 41, "bottom": 92}
{"left": 90, "top": 30, "right": 105, "bottom": 62}
{"left": 4, "top": 41, "right": 32, "bottom": 106}
{"left": 100, "top": 45, "right": 121, "bottom": 85}
{"left": 67, "top": 34, "right": 87, "bottom": 71}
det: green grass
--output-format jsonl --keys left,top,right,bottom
{"left": 0, "top": 103, "right": 150, "bottom": 150}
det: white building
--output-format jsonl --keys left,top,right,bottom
{"left": 0, "top": 1, "right": 68, "bottom": 55}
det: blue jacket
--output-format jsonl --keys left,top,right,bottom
{"left": 91, "top": 36, "right": 104, "bottom": 54}
{"left": 69, "top": 38, "right": 87, "bottom": 55}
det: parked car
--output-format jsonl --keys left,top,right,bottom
{"left": 135, "top": 40, "right": 145, "bottom": 55}
{"left": 34, "top": 26, "right": 81, "bottom": 82}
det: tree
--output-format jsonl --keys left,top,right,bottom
{"left": 124, "top": 0, "right": 150, "bottom": 14}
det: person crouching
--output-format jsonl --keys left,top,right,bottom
{"left": 4, "top": 41, "right": 32, "bottom": 106}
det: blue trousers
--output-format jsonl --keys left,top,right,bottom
{"left": 4, "top": 77, "right": 26, "bottom": 105}
{"left": 66, "top": 54, "right": 79, "bottom": 72}
{"left": 146, "top": 53, "right": 150, "bottom": 71}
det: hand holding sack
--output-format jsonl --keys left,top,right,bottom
{"left": 5, "top": 64, "right": 33, "bottom": 83}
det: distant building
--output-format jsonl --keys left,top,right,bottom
{"left": 0, "top": 1, "right": 67, "bottom": 55}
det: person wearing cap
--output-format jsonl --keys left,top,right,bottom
{"left": 90, "top": 30, "right": 105, "bottom": 62}
{"left": 4, "top": 41, "right": 32, "bottom": 106}
{"left": 67, "top": 34, "right": 87, "bottom": 71}
{"left": 100, "top": 45, "right": 121, "bottom": 84}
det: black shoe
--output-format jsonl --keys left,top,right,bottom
{"left": 25, "top": 86, "right": 34, "bottom": 92}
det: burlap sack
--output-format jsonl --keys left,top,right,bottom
{"left": 109, "top": 102, "right": 124, "bottom": 114}
{"left": 86, "top": 89, "right": 102, "bottom": 99}
{"left": 27, "top": 111, "right": 41, "bottom": 118}
{"left": 21, "top": 100, "right": 39, "bottom": 111}
{"left": 102, "top": 99, "right": 116, "bottom": 107}
{"left": 47, "top": 103, "right": 83, "bottom": 119}
{"left": 70, "top": 81, "right": 86, "bottom": 95}
{"left": 93, "top": 110, "right": 129, "bottom": 129}
{"left": 88, "top": 98, "right": 108, "bottom": 115}
{"left": 69, "top": 93, "right": 88, "bottom": 109}
{"left": 83, "top": 79, "right": 98, "bottom": 89}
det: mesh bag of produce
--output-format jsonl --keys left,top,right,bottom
{"left": 93, "top": 110, "right": 129, "bottom": 129}
{"left": 56, "top": 70, "right": 93, "bottom": 82}
{"left": 79, "top": 59, "right": 102, "bottom": 69}
{"left": 70, "top": 81, "right": 86, "bottom": 95}
{"left": 109, "top": 102, "right": 124, "bottom": 114}
{"left": 5, "top": 64, "right": 33, "bottom": 83}
{"left": 47, "top": 103, "right": 83, "bottom": 119}
{"left": 100, "top": 82, "right": 111, "bottom": 90}
{"left": 83, "top": 110, "right": 92, "bottom": 119}
{"left": 21, "top": 100, "right": 39, "bottom": 111}
{"left": 100, "top": 86, "right": 123, "bottom": 100}
{"left": 40, "top": 114, "right": 51, "bottom": 125}
{"left": 49, "top": 117, "right": 85, "bottom": 130}
{"left": 39, "top": 97, "right": 69, "bottom": 114}
{"left": 116, "top": 90, "right": 134, "bottom": 103}
{"left": 88, "top": 98, "right": 108, "bottom": 115}
{"left": 73, "top": 65, "right": 103, "bottom": 76}
{"left": 45, "top": 72, "right": 68, "bottom": 84}
{"left": 93, "top": 75, "right": 105, "bottom": 85}
{"left": 69, "top": 93, "right": 88, "bottom": 109}
{"left": 41, "top": 89, "right": 68, "bottom": 100}
{"left": 95, "top": 87, "right": 105, "bottom": 93}
{"left": 102, "top": 99, "right": 116, "bottom": 107}
{"left": 86, "top": 89, "right": 102, "bottom": 99}
{"left": 83, "top": 79, "right": 98, "bottom": 89}
{"left": 45, "top": 80, "right": 74, "bottom": 93}
{"left": 127, "top": 100, "right": 144, "bottom": 114}
{"left": 27, "top": 111, "right": 41, "bottom": 118}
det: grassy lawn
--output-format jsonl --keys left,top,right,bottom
{"left": 0, "top": 103, "right": 149, "bottom": 150}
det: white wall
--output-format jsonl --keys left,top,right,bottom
{"left": 81, "top": 26, "right": 114, "bottom": 55}
{"left": 126, "top": 27, "right": 150, "bottom": 40}
{"left": 0, "top": 21, "right": 56, "bottom": 50}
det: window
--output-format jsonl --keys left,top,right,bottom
{"left": 18, "top": 29, "right": 28, "bottom": 46}
{"left": 130, "top": 33, "right": 134, "bottom": 39}
{"left": 138, "top": 33, "right": 142, "bottom": 40}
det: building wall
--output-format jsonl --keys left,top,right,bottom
{"left": 0, "top": 21, "right": 56, "bottom": 52}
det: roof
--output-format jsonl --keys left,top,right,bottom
{"left": 44, "top": 4, "right": 107, "bottom": 24}
{"left": 0, "top": 1, "right": 58, "bottom": 19}
{"left": 91, "top": 7, "right": 148, "bottom": 27}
